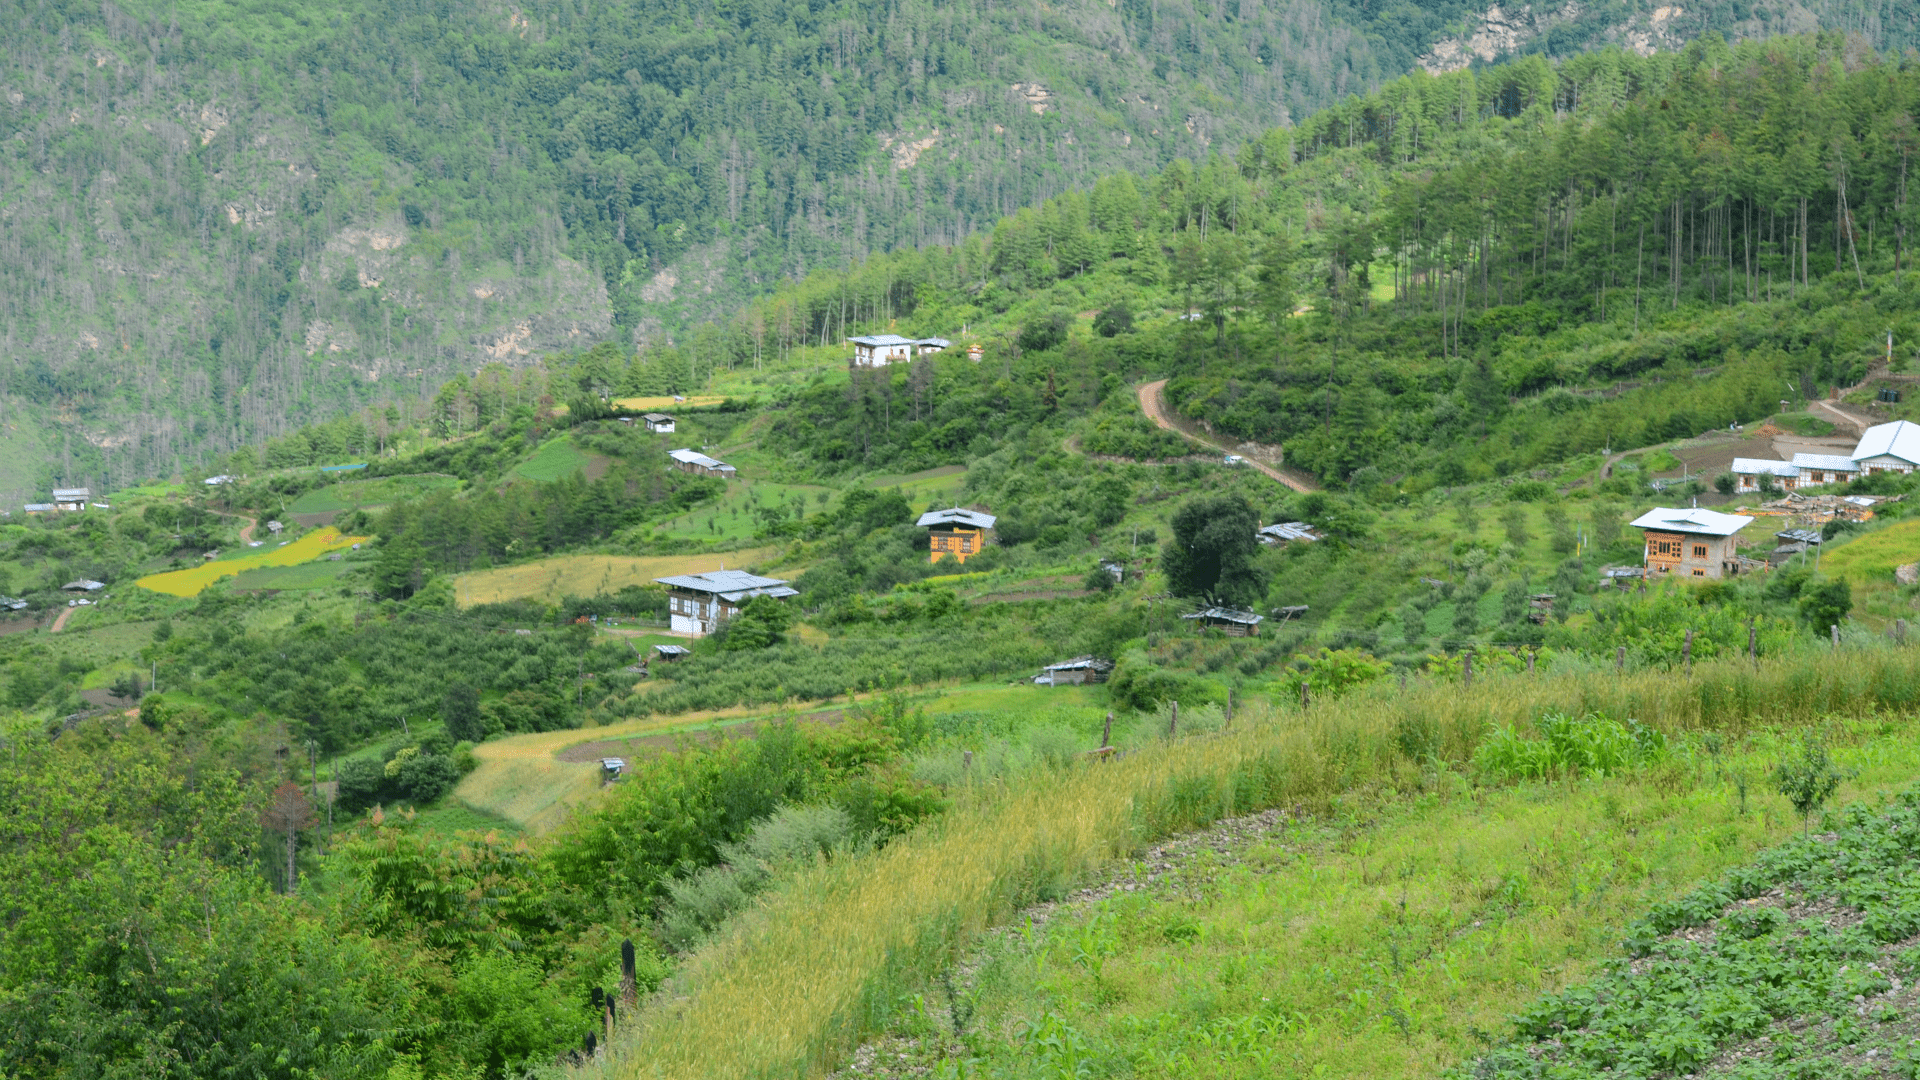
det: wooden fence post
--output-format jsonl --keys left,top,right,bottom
{"left": 1616, "top": 645, "right": 1626, "bottom": 672}
{"left": 1169, "top": 700, "right": 1178, "bottom": 737}
{"left": 1225, "top": 687, "right": 1233, "bottom": 729}
{"left": 963, "top": 749, "right": 973, "bottom": 772}
{"left": 1683, "top": 628, "right": 1693, "bottom": 676}
{"left": 1398, "top": 669, "right": 1408, "bottom": 692}
{"left": 1101, "top": 711, "right": 1112, "bottom": 749}
{"left": 1898, "top": 618, "right": 1909, "bottom": 645}
{"left": 1462, "top": 652, "right": 1472, "bottom": 690}
{"left": 620, "top": 939, "right": 638, "bottom": 1008}
{"left": 1525, "top": 649, "right": 1535, "bottom": 674}
{"left": 1300, "top": 681, "right": 1310, "bottom": 711}
{"left": 1832, "top": 623, "right": 1841, "bottom": 648}
{"left": 1748, "top": 617, "right": 1757, "bottom": 668}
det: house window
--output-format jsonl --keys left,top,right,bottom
{"left": 1692, "top": 569, "right": 1705, "bottom": 577}
{"left": 1692, "top": 544, "right": 1708, "bottom": 559}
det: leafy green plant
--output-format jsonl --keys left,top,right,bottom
{"left": 1473, "top": 711, "right": 1667, "bottom": 781}
{"left": 1773, "top": 735, "right": 1849, "bottom": 835}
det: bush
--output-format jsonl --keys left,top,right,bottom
{"left": 1473, "top": 711, "right": 1667, "bottom": 781}
{"left": 1797, "top": 577, "right": 1852, "bottom": 634}
{"left": 336, "top": 757, "right": 388, "bottom": 813}
{"left": 395, "top": 752, "right": 461, "bottom": 804}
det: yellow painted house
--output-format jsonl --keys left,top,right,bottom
{"left": 917, "top": 507, "right": 996, "bottom": 565}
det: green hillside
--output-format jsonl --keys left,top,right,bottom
{"left": 2, "top": 0, "right": 1909, "bottom": 497}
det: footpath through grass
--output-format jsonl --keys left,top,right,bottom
{"left": 589, "top": 645, "right": 1920, "bottom": 1080}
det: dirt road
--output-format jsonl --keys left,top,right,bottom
{"left": 48, "top": 606, "right": 74, "bottom": 633}
{"left": 1136, "top": 380, "right": 1315, "bottom": 493}
{"left": 1810, "top": 398, "right": 1872, "bottom": 437}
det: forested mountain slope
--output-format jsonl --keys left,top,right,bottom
{"left": 1, "top": 0, "right": 1909, "bottom": 500}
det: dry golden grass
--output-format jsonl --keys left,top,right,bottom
{"left": 452, "top": 550, "right": 779, "bottom": 607}
{"left": 587, "top": 645, "right": 1920, "bottom": 1080}
{"left": 609, "top": 395, "right": 728, "bottom": 411}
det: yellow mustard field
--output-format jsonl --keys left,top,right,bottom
{"left": 135, "top": 528, "right": 369, "bottom": 597}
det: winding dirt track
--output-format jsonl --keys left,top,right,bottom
{"left": 1136, "top": 379, "right": 1314, "bottom": 493}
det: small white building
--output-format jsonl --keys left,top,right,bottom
{"left": 848, "top": 335, "right": 951, "bottom": 368}
{"left": 1730, "top": 458, "right": 1800, "bottom": 493}
{"left": 1791, "top": 453, "right": 1859, "bottom": 487}
{"left": 51, "top": 488, "right": 90, "bottom": 512}
{"left": 1851, "top": 420, "right": 1920, "bottom": 475}
{"left": 653, "top": 569, "right": 797, "bottom": 637}
{"left": 204, "top": 475, "right": 235, "bottom": 486}
{"left": 668, "top": 448, "right": 737, "bottom": 479}
{"left": 643, "top": 413, "right": 676, "bottom": 434}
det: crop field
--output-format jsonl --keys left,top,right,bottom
{"left": 652, "top": 479, "right": 832, "bottom": 541}
{"left": 227, "top": 558, "right": 358, "bottom": 591}
{"left": 511, "top": 437, "right": 593, "bottom": 481}
{"left": 600, "top": 645, "right": 1920, "bottom": 1080}
{"left": 865, "top": 464, "right": 967, "bottom": 502}
{"left": 451, "top": 549, "right": 780, "bottom": 607}
{"left": 135, "top": 528, "right": 369, "bottom": 597}
{"left": 285, "top": 474, "right": 459, "bottom": 514}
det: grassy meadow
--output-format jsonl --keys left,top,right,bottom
{"left": 513, "top": 437, "right": 596, "bottom": 482}
{"left": 587, "top": 643, "right": 1920, "bottom": 1080}
{"left": 134, "top": 528, "right": 370, "bottom": 597}
{"left": 451, "top": 549, "right": 781, "bottom": 607}
{"left": 285, "top": 474, "right": 459, "bottom": 514}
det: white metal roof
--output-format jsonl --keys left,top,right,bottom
{"left": 1258, "top": 521, "right": 1320, "bottom": 542}
{"left": 23, "top": 504, "right": 51, "bottom": 512}
{"left": 848, "top": 334, "right": 918, "bottom": 347}
{"left": 653, "top": 569, "right": 791, "bottom": 596}
{"left": 1852, "top": 420, "right": 1920, "bottom": 465}
{"left": 1181, "top": 606, "right": 1265, "bottom": 625}
{"left": 204, "top": 475, "right": 234, "bottom": 485}
{"left": 51, "top": 488, "right": 89, "bottom": 500}
{"left": 653, "top": 644, "right": 692, "bottom": 656}
{"left": 917, "top": 337, "right": 952, "bottom": 349}
{"left": 1629, "top": 507, "right": 1754, "bottom": 537}
{"left": 642, "top": 412, "right": 674, "bottom": 422}
{"left": 1731, "top": 457, "right": 1798, "bottom": 477}
{"left": 1042, "top": 656, "right": 1114, "bottom": 672}
{"left": 1791, "top": 453, "right": 1859, "bottom": 472}
{"left": 916, "top": 507, "right": 997, "bottom": 529}
{"left": 668, "top": 448, "right": 733, "bottom": 471}
{"left": 61, "top": 579, "right": 105, "bottom": 591}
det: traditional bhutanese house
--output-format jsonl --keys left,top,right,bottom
{"left": 1851, "top": 420, "right": 1920, "bottom": 475}
{"left": 847, "top": 334, "right": 928, "bottom": 368}
{"left": 1630, "top": 507, "right": 1754, "bottom": 579}
{"left": 1181, "top": 606, "right": 1265, "bottom": 636}
{"left": 1035, "top": 656, "right": 1114, "bottom": 686}
{"left": 917, "top": 507, "right": 996, "bottom": 565}
{"left": 52, "top": 487, "right": 90, "bottom": 512}
{"left": 1730, "top": 458, "right": 1799, "bottom": 493}
{"left": 1257, "top": 521, "right": 1321, "bottom": 545}
{"left": 668, "top": 448, "right": 737, "bottom": 479}
{"left": 22, "top": 503, "right": 52, "bottom": 516}
{"left": 643, "top": 413, "right": 676, "bottom": 434}
{"left": 1791, "top": 453, "right": 1860, "bottom": 487}
{"left": 652, "top": 570, "right": 796, "bottom": 637}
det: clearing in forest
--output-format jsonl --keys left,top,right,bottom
{"left": 451, "top": 549, "right": 781, "bottom": 607}
{"left": 135, "top": 528, "right": 369, "bottom": 597}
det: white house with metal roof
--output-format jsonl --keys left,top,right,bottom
{"left": 848, "top": 334, "right": 952, "bottom": 368}
{"left": 667, "top": 448, "right": 736, "bottom": 479}
{"left": 1791, "top": 452, "right": 1860, "bottom": 486}
{"left": 1730, "top": 457, "right": 1800, "bottom": 493}
{"left": 642, "top": 412, "right": 676, "bottom": 434}
{"left": 1630, "top": 507, "right": 1753, "bottom": 579}
{"left": 51, "top": 488, "right": 90, "bottom": 512}
{"left": 653, "top": 569, "right": 797, "bottom": 636}
{"left": 1850, "top": 420, "right": 1920, "bottom": 475}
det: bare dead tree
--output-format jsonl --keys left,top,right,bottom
{"left": 262, "top": 782, "right": 316, "bottom": 895}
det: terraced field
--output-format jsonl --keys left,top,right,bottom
{"left": 135, "top": 528, "right": 370, "bottom": 597}
{"left": 451, "top": 549, "right": 780, "bottom": 607}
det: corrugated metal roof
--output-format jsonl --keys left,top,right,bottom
{"left": 1629, "top": 507, "right": 1754, "bottom": 536}
{"left": 1731, "top": 457, "right": 1798, "bottom": 476}
{"left": 653, "top": 570, "right": 790, "bottom": 595}
{"left": 1258, "top": 521, "right": 1320, "bottom": 542}
{"left": 642, "top": 413, "right": 674, "bottom": 422}
{"left": 917, "top": 507, "right": 997, "bottom": 529}
{"left": 1791, "top": 452, "right": 1859, "bottom": 472}
{"left": 652, "top": 644, "right": 692, "bottom": 656}
{"left": 1181, "top": 606, "right": 1265, "bottom": 625}
{"left": 848, "top": 334, "right": 918, "bottom": 346}
{"left": 1042, "top": 656, "right": 1115, "bottom": 672}
{"left": 1853, "top": 420, "right": 1920, "bottom": 465}
{"left": 51, "top": 488, "right": 89, "bottom": 500}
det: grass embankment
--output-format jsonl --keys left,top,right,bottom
{"left": 898, "top": 721, "right": 1920, "bottom": 1078}
{"left": 285, "top": 474, "right": 458, "bottom": 514}
{"left": 452, "top": 549, "right": 779, "bottom": 607}
{"left": 513, "top": 437, "right": 595, "bottom": 481}
{"left": 134, "top": 528, "right": 369, "bottom": 597}
{"left": 590, "top": 646, "right": 1920, "bottom": 1080}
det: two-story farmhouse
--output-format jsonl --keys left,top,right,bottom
{"left": 1631, "top": 507, "right": 1753, "bottom": 579}
{"left": 643, "top": 413, "right": 676, "bottom": 434}
{"left": 848, "top": 335, "right": 952, "bottom": 368}
{"left": 1851, "top": 420, "right": 1920, "bottom": 475}
{"left": 916, "top": 507, "right": 996, "bottom": 565}
{"left": 52, "top": 487, "right": 90, "bottom": 512}
{"left": 653, "top": 570, "right": 797, "bottom": 637}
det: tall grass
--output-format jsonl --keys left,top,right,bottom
{"left": 588, "top": 643, "right": 1920, "bottom": 1080}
